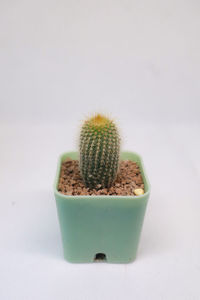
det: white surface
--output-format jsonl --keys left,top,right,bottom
{"left": 0, "top": 0, "right": 200, "bottom": 299}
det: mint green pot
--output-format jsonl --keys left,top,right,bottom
{"left": 54, "top": 151, "right": 150, "bottom": 263}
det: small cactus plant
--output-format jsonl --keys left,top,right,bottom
{"left": 79, "top": 114, "right": 120, "bottom": 189}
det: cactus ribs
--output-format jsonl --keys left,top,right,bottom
{"left": 79, "top": 114, "right": 120, "bottom": 189}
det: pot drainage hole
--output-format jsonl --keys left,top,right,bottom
{"left": 94, "top": 253, "right": 107, "bottom": 262}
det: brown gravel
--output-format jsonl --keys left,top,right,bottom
{"left": 57, "top": 158, "right": 144, "bottom": 196}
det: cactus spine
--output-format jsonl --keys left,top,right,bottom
{"left": 79, "top": 114, "right": 120, "bottom": 189}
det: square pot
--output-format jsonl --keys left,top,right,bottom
{"left": 54, "top": 151, "right": 150, "bottom": 263}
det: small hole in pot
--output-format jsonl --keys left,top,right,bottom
{"left": 94, "top": 253, "right": 107, "bottom": 262}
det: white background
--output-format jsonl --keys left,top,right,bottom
{"left": 0, "top": 0, "right": 200, "bottom": 299}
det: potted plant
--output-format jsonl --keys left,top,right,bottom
{"left": 54, "top": 114, "right": 150, "bottom": 263}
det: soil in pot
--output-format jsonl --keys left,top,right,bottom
{"left": 58, "top": 158, "right": 144, "bottom": 196}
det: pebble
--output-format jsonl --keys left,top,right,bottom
{"left": 134, "top": 188, "right": 144, "bottom": 196}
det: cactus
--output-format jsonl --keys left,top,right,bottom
{"left": 79, "top": 114, "right": 120, "bottom": 189}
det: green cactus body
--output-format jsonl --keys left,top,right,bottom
{"left": 79, "top": 114, "right": 120, "bottom": 189}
